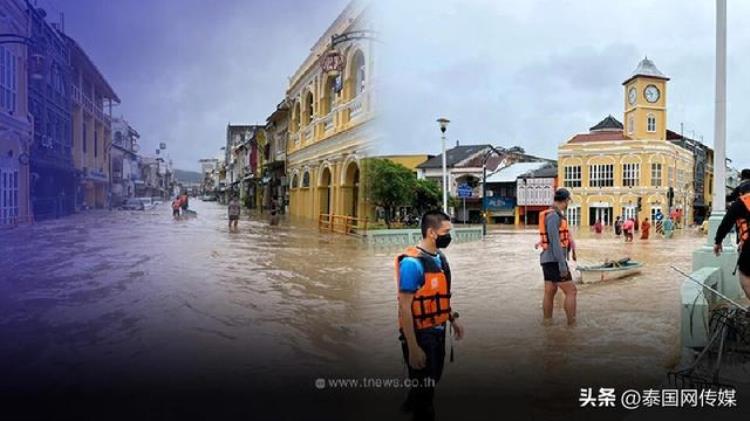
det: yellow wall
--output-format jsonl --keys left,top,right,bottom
{"left": 623, "top": 76, "right": 667, "bottom": 140}
{"left": 379, "top": 155, "right": 431, "bottom": 172}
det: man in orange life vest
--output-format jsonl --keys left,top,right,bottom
{"left": 396, "top": 210, "right": 464, "bottom": 417}
{"left": 539, "top": 188, "right": 577, "bottom": 326}
{"left": 713, "top": 190, "right": 750, "bottom": 302}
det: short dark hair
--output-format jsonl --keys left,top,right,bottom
{"left": 741, "top": 169, "right": 750, "bottom": 180}
{"left": 421, "top": 210, "right": 450, "bottom": 238}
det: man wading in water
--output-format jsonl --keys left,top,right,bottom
{"left": 396, "top": 210, "right": 464, "bottom": 420}
{"left": 228, "top": 196, "right": 241, "bottom": 231}
{"left": 539, "top": 188, "right": 577, "bottom": 326}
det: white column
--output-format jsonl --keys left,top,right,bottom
{"left": 713, "top": 0, "right": 727, "bottom": 212}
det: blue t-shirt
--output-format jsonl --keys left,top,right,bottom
{"left": 398, "top": 254, "right": 442, "bottom": 293}
{"left": 398, "top": 252, "right": 445, "bottom": 331}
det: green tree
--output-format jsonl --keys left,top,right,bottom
{"left": 413, "top": 178, "right": 441, "bottom": 216}
{"left": 364, "top": 158, "right": 416, "bottom": 228}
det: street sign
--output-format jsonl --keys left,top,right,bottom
{"left": 457, "top": 184, "right": 473, "bottom": 199}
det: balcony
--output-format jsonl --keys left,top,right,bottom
{"left": 71, "top": 84, "right": 82, "bottom": 104}
{"left": 302, "top": 125, "right": 313, "bottom": 144}
{"left": 322, "top": 114, "right": 334, "bottom": 135}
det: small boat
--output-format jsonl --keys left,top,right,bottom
{"left": 577, "top": 258, "right": 643, "bottom": 284}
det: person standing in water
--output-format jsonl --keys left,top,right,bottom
{"left": 614, "top": 216, "right": 623, "bottom": 237}
{"left": 228, "top": 196, "right": 241, "bottom": 231}
{"left": 640, "top": 217, "right": 651, "bottom": 240}
{"left": 396, "top": 210, "right": 464, "bottom": 419}
{"left": 539, "top": 188, "right": 577, "bottom": 326}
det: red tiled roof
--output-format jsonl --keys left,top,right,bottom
{"left": 567, "top": 131, "right": 630, "bottom": 144}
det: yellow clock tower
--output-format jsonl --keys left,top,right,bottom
{"left": 622, "top": 57, "right": 669, "bottom": 140}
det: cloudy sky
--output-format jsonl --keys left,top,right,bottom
{"left": 375, "top": 0, "right": 750, "bottom": 170}
{"left": 42, "top": 0, "right": 748, "bottom": 170}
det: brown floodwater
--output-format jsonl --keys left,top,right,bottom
{"left": 1, "top": 204, "right": 746, "bottom": 419}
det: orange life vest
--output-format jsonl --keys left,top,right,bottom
{"left": 736, "top": 193, "right": 750, "bottom": 248}
{"left": 395, "top": 247, "right": 452, "bottom": 331}
{"left": 538, "top": 208, "right": 570, "bottom": 250}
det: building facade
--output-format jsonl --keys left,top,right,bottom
{"left": 558, "top": 58, "right": 696, "bottom": 227}
{"left": 286, "top": 1, "right": 376, "bottom": 222}
{"left": 27, "top": 4, "right": 74, "bottom": 220}
{"left": 65, "top": 34, "right": 119, "bottom": 210}
{"left": 0, "top": 0, "right": 32, "bottom": 225}
{"left": 265, "top": 99, "right": 289, "bottom": 212}
{"left": 110, "top": 117, "right": 139, "bottom": 206}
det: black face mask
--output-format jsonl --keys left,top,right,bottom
{"left": 436, "top": 233, "right": 452, "bottom": 249}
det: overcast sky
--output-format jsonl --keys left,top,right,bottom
{"left": 375, "top": 0, "right": 750, "bottom": 170}
{"left": 42, "top": 0, "right": 748, "bottom": 171}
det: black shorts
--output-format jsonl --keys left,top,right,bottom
{"left": 541, "top": 262, "right": 571, "bottom": 283}
{"left": 739, "top": 245, "right": 750, "bottom": 277}
{"left": 229, "top": 215, "right": 239, "bottom": 221}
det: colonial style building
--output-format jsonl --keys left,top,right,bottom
{"left": 225, "top": 124, "right": 264, "bottom": 207}
{"left": 0, "top": 0, "right": 32, "bottom": 225}
{"left": 65, "top": 34, "right": 119, "bottom": 210}
{"left": 264, "top": 99, "right": 289, "bottom": 212}
{"left": 27, "top": 4, "right": 75, "bottom": 220}
{"left": 286, "top": 0, "right": 376, "bottom": 222}
{"left": 416, "top": 143, "right": 549, "bottom": 222}
{"left": 110, "top": 117, "right": 139, "bottom": 205}
{"left": 558, "top": 57, "right": 698, "bottom": 226}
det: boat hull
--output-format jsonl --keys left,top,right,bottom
{"left": 579, "top": 264, "right": 642, "bottom": 284}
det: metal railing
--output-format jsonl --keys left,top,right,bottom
{"left": 318, "top": 213, "right": 368, "bottom": 236}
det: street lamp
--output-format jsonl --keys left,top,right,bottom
{"left": 436, "top": 117, "right": 450, "bottom": 214}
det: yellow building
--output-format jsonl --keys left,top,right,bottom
{"left": 558, "top": 57, "right": 696, "bottom": 226}
{"left": 286, "top": 1, "right": 376, "bottom": 224}
{"left": 65, "top": 35, "right": 119, "bottom": 210}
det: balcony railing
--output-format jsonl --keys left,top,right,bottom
{"left": 323, "top": 114, "right": 334, "bottom": 134}
{"left": 302, "top": 125, "right": 313, "bottom": 144}
{"left": 71, "top": 84, "right": 82, "bottom": 104}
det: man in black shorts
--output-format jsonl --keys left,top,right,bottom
{"left": 714, "top": 190, "right": 750, "bottom": 302}
{"left": 538, "top": 188, "right": 577, "bottom": 326}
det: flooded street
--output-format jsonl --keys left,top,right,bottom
{"left": 0, "top": 200, "right": 369, "bottom": 401}
{"left": 0, "top": 206, "right": 744, "bottom": 419}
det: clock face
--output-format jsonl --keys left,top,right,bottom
{"left": 644, "top": 85, "right": 660, "bottom": 103}
{"left": 628, "top": 87, "right": 637, "bottom": 105}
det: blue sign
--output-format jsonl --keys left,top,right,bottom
{"left": 484, "top": 196, "right": 516, "bottom": 211}
{"left": 457, "top": 184, "right": 473, "bottom": 199}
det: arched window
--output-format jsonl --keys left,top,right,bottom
{"left": 324, "top": 76, "right": 337, "bottom": 114}
{"left": 304, "top": 91, "right": 314, "bottom": 124}
{"left": 302, "top": 171, "right": 310, "bottom": 188}
{"left": 647, "top": 114, "right": 656, "bottom": 132}
{"left": 291, "top": 174, "right": 299, "bottom": 189}
{"left": 627, "top": 116, "right": 634, "bottom": 134}
{"left": 351, "top": 50, "right": 366, "bottom": 97}
{"left": 291, "top": 101, "right": 300, "bottom": 133}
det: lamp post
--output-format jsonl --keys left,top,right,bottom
{"left": 436, "top": 117, "right": 450, "bottom": 214}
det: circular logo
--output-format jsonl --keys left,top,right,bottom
{"left": 315, "top": 378, "right": 326, "bottom": 389}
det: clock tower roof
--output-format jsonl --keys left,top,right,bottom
{"left": 622, "top": 56, "right": 670, "bottom": 85}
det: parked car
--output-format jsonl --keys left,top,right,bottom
{"left": 201, "top": 194, "right": 217, "bottom": 202}
{"left": 121, "top": 198, "right": 145, "bottom": 211}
